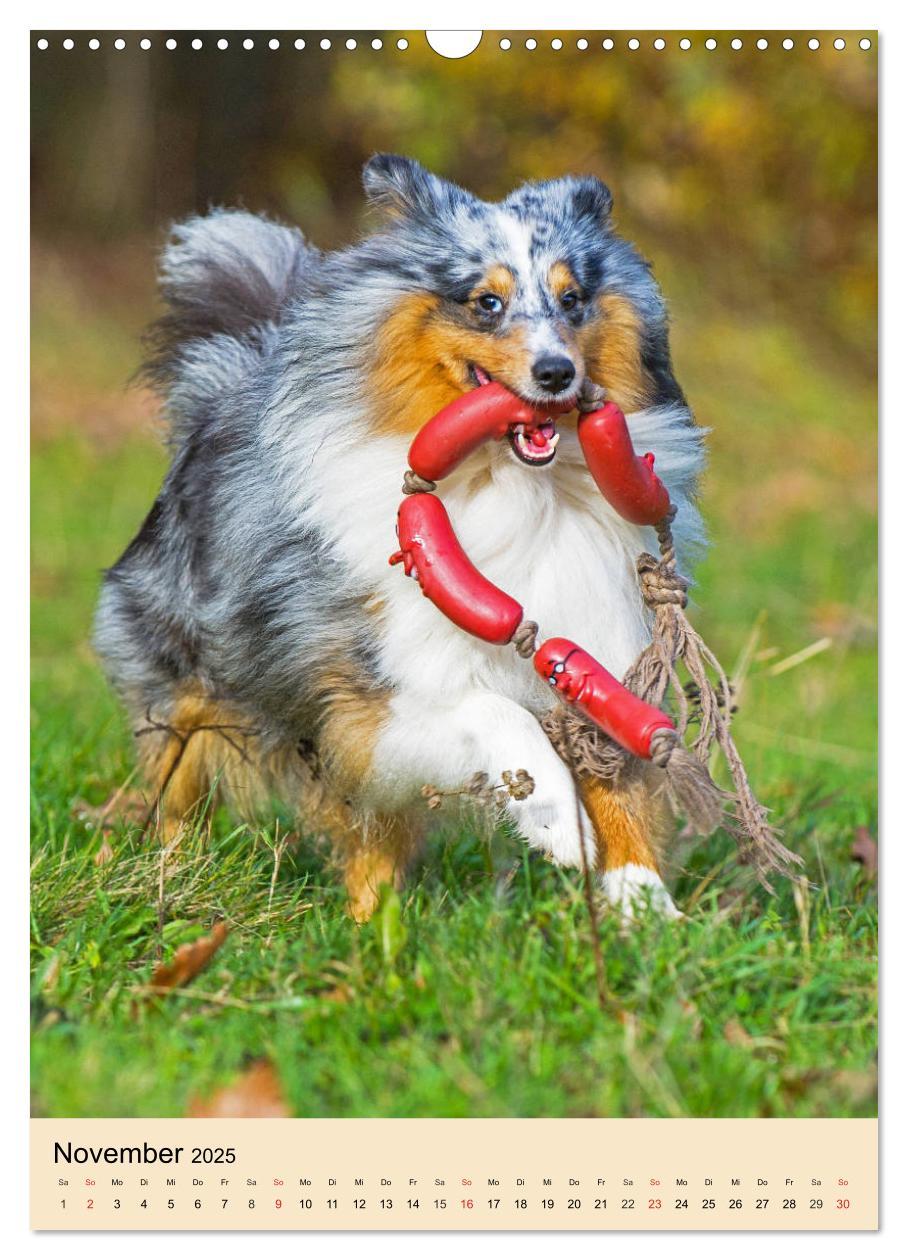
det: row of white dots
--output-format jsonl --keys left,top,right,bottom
{"left": 36, "top": 36, "right": 408, "bottom": 51}
{"left": 35, "top": 35, "right": 873, "bottom": 53}
{"left": 505, "top": 35, "right": 872, "bottom": 51}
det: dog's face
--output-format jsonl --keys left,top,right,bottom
{"left": 362, "top": 154, "right": 682, "bottom": 459}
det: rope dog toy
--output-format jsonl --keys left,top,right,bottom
{"left": 392, "top": 380, "right": 679, "bottom": 761}
{"left": 390, "top": 378, "right": 802, "bottom": 888}
{"left": 535, "top": 639, "right": 674, "bottom": 762}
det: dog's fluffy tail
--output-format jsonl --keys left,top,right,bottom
{"left": 141, "top": 209, "right": 318, "bottom": 432}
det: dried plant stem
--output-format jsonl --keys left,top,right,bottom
{"left": 134, "top": 710, "right": 257, "bottom": 837}
{"left": 133, "top": 986, "right": 253, "bottom": 1011}
{"left": 156, "top": 843, "right": 168, "bottom": 962}
{"left": 557, "top": 710, "right": 612, "bottom": 1015}
{"left": 265, "top": 823, "right": 290, "bottom": 945}
{"left": 572, "top": 778, "right": 610, "bottom": 1014}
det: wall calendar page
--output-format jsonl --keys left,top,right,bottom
{"left": 29, "top": 24, "right": 879, "bottom": 1237}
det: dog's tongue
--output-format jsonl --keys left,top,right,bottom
{"left": 530, "top": 421, "right": 556, "bottom": 448}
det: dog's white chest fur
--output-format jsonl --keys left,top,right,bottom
{"left": 299, "top": 404, "right": 705, "bottom": 713}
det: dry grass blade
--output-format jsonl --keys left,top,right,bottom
{"left": 145, "top": 921, "right": 229, "bottom": 996}
{"left": 766, "top": 636, "right": 833, "bottom": 677}
{"left": 558, "top": 712, "right": 617, "bottom": 1018}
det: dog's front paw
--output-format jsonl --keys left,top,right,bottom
{"left": 511, "top": 788, "right": 597, "bottom": 868}
{"left": 600, "top": 864, "right": 683, "bottom": 921}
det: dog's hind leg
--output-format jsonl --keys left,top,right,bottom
{"left": 136, "top": 692, "right": 262, "bottom": 842}
{"left": 305, "top": 669, "right": 424, "bottom": 922}
{"left": 580, "top": 773, "right": 682, "bottom": 919}
{"left": 330, "top": 806, "right": 422, "bottom": 924}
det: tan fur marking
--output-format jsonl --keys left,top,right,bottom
{"left": 578, "top": 293, "right": 652, "bottom": 413}
{"left": 370, "top": 292, "right": 533, "bottom": 436}
{"left": 338, "top": 814, "right": 422, "bottom": 923}
{"left": 294, "top": 786, "right": 420, "bottom": 924}
{"left": 548, "top": 260, "right": 579, "bottom": 299}
{"left": 471, "top": 264, "right": 515, "bottom": 304}
{"left": 316, "top": 666, "right": 389, "bottom": 797}
{"left": 580, "top": 773, "right": 669, "bottom": 873}
{"left": 306, "top": 661, "right": 423, "bottom": 922}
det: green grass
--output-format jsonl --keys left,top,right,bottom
{"left": 30, "top": 244, "right": 877, "bottom": 1119}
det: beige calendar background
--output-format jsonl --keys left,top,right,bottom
{"left": 31, "top": 1118, "right": 877, "bottom": 1230}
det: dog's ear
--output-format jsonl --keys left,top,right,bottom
{"left": 566, "top": 175, "right": 614, "bottom": 230}
{"left": 509, "top": 174, "right": 613, "bottom": 234}
{"left": 363, "top": 153, "right": 463, "bottom": 221}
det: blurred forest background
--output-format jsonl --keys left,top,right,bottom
{"left": 31, "top": 34, "right": 878, "bottom": 1119}
{"left": 33, "top": 34, "right": 876, "bottom": 360}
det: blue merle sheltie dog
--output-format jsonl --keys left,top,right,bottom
{"left": 94, "top": 154, "right": 705, "bottom": 922}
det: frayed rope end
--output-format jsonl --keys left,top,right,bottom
{"left": 650, "top": 728, "right": 727, "bottom": 839}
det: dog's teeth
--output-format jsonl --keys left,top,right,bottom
{"left": 510, "top": 423, "right": 560, "bottom": 463}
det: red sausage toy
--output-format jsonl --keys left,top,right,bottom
{"left": 390, "top": 382, "right": 677, "bottom": 764}
{"left": 390, "top": 493, "right": 524, "bottom": 645}
{"left": 408, "top": 381, "right": 570, "bottom": 482}
{"left": 578, "top": 401, "right": 670, "bottom": 526}
{"left": 534, "top": 637, "right": 675, "bottom": 759}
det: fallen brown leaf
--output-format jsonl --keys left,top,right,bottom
{"left": 723, "top": 1019, "right": 753, "bottom": 1048}
{"left": 187, "top": 1060, "right": 291, "bottom": 1118}
{"left": 779, "top": 1066, "right": 877, "bottom": 1108}
{"left": 146, "top": 922, "right": 229, "bottom": 995}
{"left": 320, "top": 983, "right": 353, "bottom": 1003}
{"left": 851, "top": 826, "right": 878, "bottom": 877}
{"left": 828, "top": 1067, "right": 878, "bottom": 1107}
{"left": 778, "top": 1067, "right": 823, "bottom": 1102}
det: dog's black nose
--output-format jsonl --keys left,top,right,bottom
{"left": 532, "top": 355, "right": 576, "bottom": 394}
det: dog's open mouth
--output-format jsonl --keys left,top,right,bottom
{"left": 469, "top": 364, "right": 561, "bottom": 467}
{"left": 509, "top": 419, "right": 560, "bottom": 465}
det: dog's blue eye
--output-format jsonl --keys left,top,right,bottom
{"left": 478, "top": 293, "right": 504, "bottom": 315}
{"left": 561, "top": 291, "right": 580, "bottom": 311}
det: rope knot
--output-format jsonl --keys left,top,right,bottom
{"left": 577, "top": 377, "right": 609, "bottom": 413}
{"left": 648, "top": 725, "right": 678, "bottom": 768}
{"left": 402, "top": 469, "right": 437, "bottom": 495}
{"left": 511, "top": 619, "right": 539, "bottom": 659}
{"left": 636, "top": 553, "right": 690, "bottom": 609}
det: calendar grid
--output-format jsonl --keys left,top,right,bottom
{"left": 31, "top": 1118, "right": 877, "bottom": 1231}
